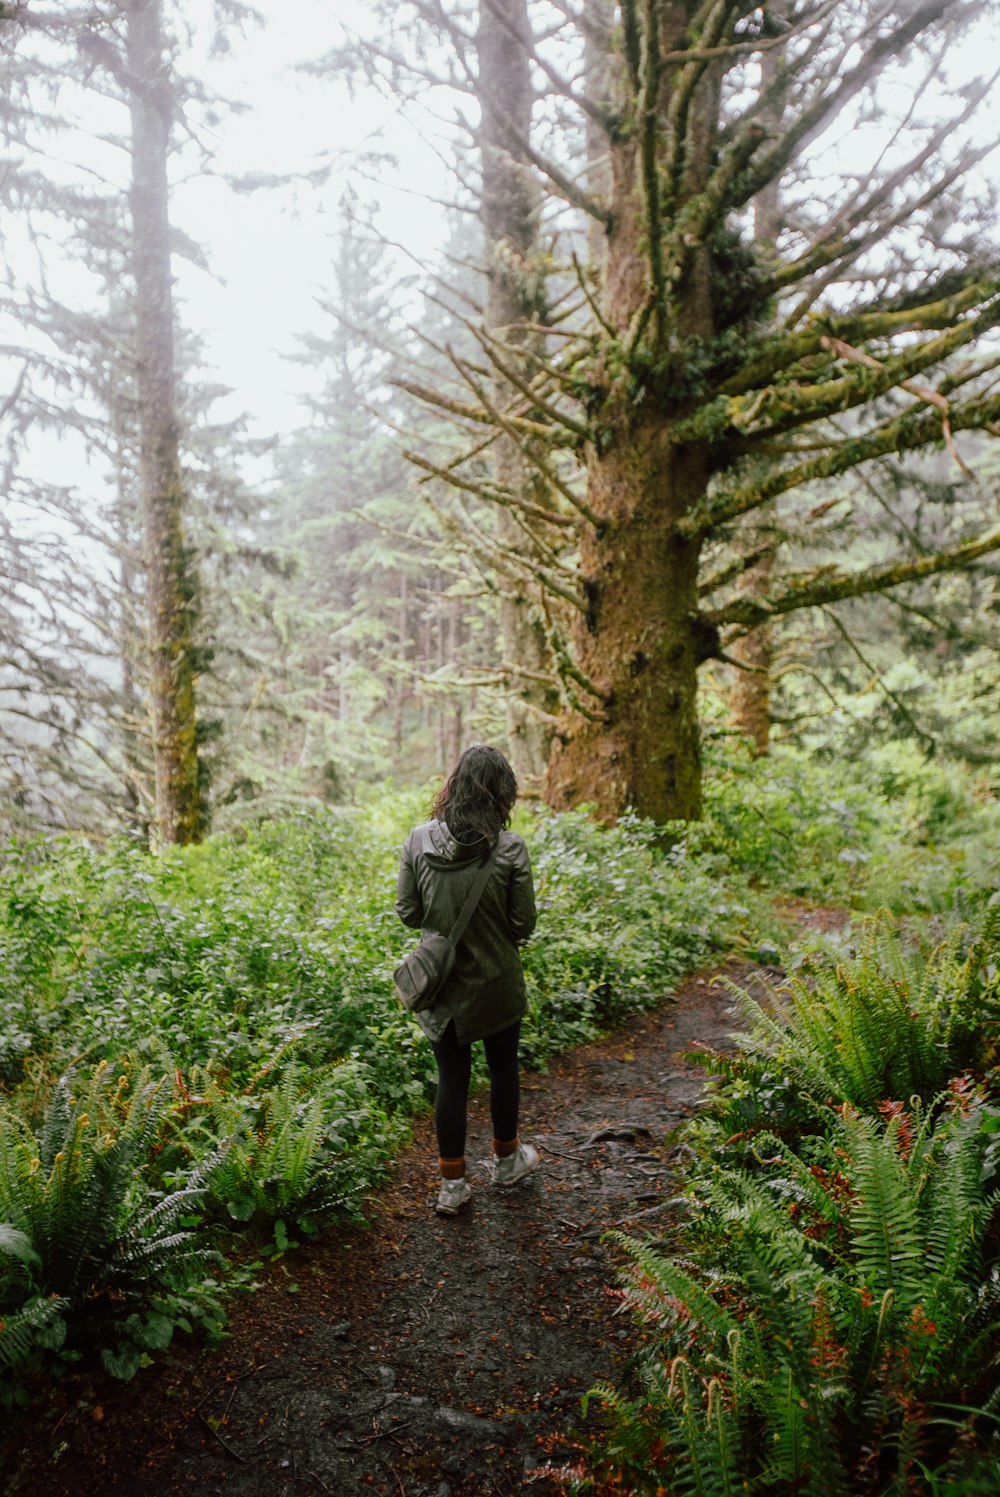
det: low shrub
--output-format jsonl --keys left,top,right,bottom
{"left": 586, "top": 903, "right": 1000, "bottom": 1496}
{"left": 2, "top": 754, "right": 998, "bottom": 1401}
{"left": 0, "top": 1059, "right": 221, "bottom": 1383}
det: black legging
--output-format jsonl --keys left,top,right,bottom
{"left": 430, "top": 1019, "right": 521, "bottom": 1159}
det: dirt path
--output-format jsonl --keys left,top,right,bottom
{"left": 6, "top": 917, "right": 842, "bottom": 1497}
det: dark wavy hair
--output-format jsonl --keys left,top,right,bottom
{"left": 431, "top": 744, "right": 517, "bottom": 849}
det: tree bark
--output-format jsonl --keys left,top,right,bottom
{"left": 729, "top": 569, "right": 775, "bottom": 754}
{"left": 546, "top": 425, "right": 709, "bottom": 821}
{"left": 126, "top": 0, "right": 205, "bottom": 845}
{"left": 546, "top": 2, "right": 717, "bottom": 822}
{"left": 477, "top": 0, "right": 559, "bottom": 785}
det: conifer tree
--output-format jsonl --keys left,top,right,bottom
{"left": 124, "top": 0, "right": 205, "bottom": 843}
{"left": 0, "top": 1, "right": 258, "bottom": 837}
{"left": 385, "top": 0, "right": 1000, "bottom": 821}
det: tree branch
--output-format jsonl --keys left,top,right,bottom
{"left": 660, "top": 0, "right": 839, "bottom": 64}
{"left": 679, "top": 388, "right": 1000, "bottom": 537}
{"left": 722, "top": 296, "right": 1000, "bottom": 451}
{"left": 705, "top": 525, "right": 1000, "bottom": 629}
{"left": 689, "top": 277, "right": 999, "bottom": 409}
{"left": 726, "top": 0, "right": 984, "bottom": 214}
{"left": 402, "top": 448, "right": 575, "bottom": 530}
{"left": 0, "top": 362, "right": 28, "bottom": 425}
{"left": 448, "top": 348, "right": 599, "bottom": 527}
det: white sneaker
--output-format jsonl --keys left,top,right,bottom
{"left": 492, "top": 1142, "right": 539, "bottom": 1187}
{"left": 435, "top": 1177, "right": 472, "bottom": 1215}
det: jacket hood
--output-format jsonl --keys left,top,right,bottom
{"left": 425, "top": 818, "right": 489, "bottom": 868}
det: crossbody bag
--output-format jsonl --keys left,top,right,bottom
{"left": 393, "top": 849, "right": 494, "bottom": 1013}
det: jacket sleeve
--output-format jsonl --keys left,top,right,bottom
{"left": 395, "top": 836, "right": 424, "bottom": 929}
{"left": 506, "top": 839, "right": 537, "bottom": 944}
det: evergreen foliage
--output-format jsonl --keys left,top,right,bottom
{"left": 0, "top": 1062, "right": 217, "bottom": 1293}
{"left": 587, "top": 901, "right": 1000, "bottom": 1496}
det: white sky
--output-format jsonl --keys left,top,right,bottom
{"left": 4, "top": 2, "right": 1000, "bottom": 477}
{"left": 172, "top": 0, "right": 452, "bottom": 437}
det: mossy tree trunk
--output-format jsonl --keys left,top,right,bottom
{"left": 126, "top": 0, "right": 206, "bottom": 845}
{"left": 546, "top": 424, "right": 710, "bottom": 821}
{"left": 546, "top": 3, "right": 720, "bottom": 821}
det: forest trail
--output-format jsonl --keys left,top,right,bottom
{"left": 6, "top": 907, "right": 843, "bottom": 1497}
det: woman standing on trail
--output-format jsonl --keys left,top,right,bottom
{"left": 396, "top": 744, "right": 539, "bottom": 1216}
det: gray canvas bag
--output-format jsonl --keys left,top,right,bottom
{"left": 393, "top": 849, "right": 494, "bottom": 1012}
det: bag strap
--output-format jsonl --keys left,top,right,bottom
{"left": 447, "top": 847, "right": 495, "bottom": 948}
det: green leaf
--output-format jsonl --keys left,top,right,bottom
{"left": 101, "top": 1344, "right": 142, "bottom": 1382}
{"left": 226, "top": 1194, "right": 257, "bottom": 1222}
{"left": 138, "top": 1312, "right": 174, "bottom": 1351}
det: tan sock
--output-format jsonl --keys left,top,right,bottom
{"left": 493, "top": 1137, "right": 518, "bottom": 1159}
{"left": 439, "top": 1156, "right": 465, "bottom": 1180}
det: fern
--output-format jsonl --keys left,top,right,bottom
{"left": 0, "top": 1059, "right": 216, "bottom": 1303}
{"left": 0, "top": 1222, "right": 36, "bottom": 1269}
{"left": 0, "top": 1294, "right": 68, "bottom": 1374}
{"left": 590, "top": 902, "right": 1000, "bottom": 1495}
{"left": 841, "top": 1111, "right": 926, "bottom": 1307}
{"left": 194, "top": 1058, "right": 379, "bottom": 1228}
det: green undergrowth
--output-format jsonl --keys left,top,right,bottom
{"left": 0, "top": 747, "right": 996, "bottom": 1401}
{"left": 0, "top": 790, "right": 751, "bottom": 1395}
{"left": 584, "top": 901, "right": 1000, "bottom": 1496}
{"left": 700, "top": 738, "right": 1000, "bottom": 915}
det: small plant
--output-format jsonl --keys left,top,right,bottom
{"left": 0, "top": 1224, "right": 68, "bottom": 1381}
{"left": 0, "top": 1059, "right": 221, "bottom": 1379}
{"left": 690, "top": 912, "right": 1000, "bottom": 1150}
{"left": 590, "top": 1092, "right": 1000, "bottom": 1496}
{"left": 190, "top": 1054, "right": 397, "bottom": 1232}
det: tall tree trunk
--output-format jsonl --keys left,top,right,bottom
{"left": 547, "top": 423, "right": 709, "bottom": 822}
{"left": 114, "top": 462, "right": 151, "bottom": 836}
{"left": 477, "top": 0, "right": 558, "bottom": 784}
{"left": 546, "top": 4, "right": 719, "bottom": 822}
{"left": 126, "top": 0, "right": 205, "bottom": 845}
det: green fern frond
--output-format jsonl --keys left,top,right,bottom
{"left": 0, "top": 1295, "right": 68, "bottom": 1373}
{"left": 37, "top": 1074, "right": 73, "bottom": 1173}
{"left": 606, "top": 1230, "right": 741, "bottom": 1346}
{"left": 841, "top": 1111, "right": 925, "bottom": 1307}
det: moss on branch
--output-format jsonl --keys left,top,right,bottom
{"left": 678, "top": 388, "right": 1000, "bottom": 538}
{"left": 705, "top": 526, "right": 1000, "bottom": 629}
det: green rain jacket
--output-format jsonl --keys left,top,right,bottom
{"left": 395, "top": 819, "right": 537, "bottom": 1044}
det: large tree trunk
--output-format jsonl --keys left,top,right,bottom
{"left": 477, "top": 0, "right": 558, "bottom": 785}
{"left": 546, "top": 427, "right": 708, "bottom": 821}
{"left": 546, "top": 6, "right": 718, "bottom": 822}
{"left": 127, "top": 0, "right": 205, "bottom": 845}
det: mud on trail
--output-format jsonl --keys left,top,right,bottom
{"left": 5, "top": 910, "right": 843, "bottom": 1497}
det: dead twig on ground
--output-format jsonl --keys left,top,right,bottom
{"left": 196, "top": 1409, "right": 248, "bottom": 1463}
